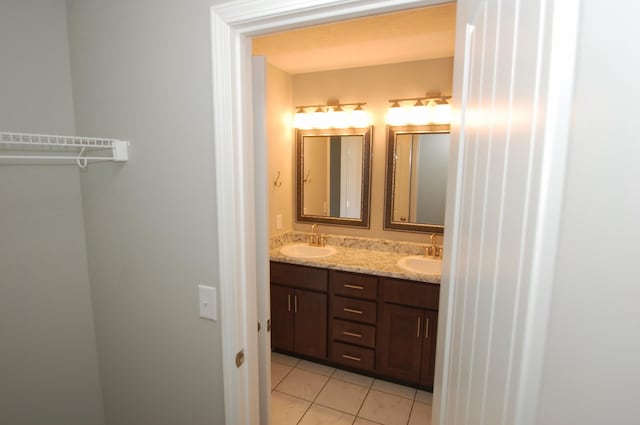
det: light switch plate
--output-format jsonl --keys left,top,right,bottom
{"left": 198, "top": 285, "right": 217, "bottom": 321}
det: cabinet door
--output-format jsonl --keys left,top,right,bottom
{"left": 420, "top": 309, "right": 438, "bottom": 388}
{"left": 270, "top": 284, "right": 294, "bottom": 352}
{"left": 294, "top": 289, "right": 327, "bottom": 359}
{"left": 377, "top": 303, "right": 423, "bottom": 384}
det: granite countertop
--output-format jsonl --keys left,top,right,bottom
{"left": 270, "top": 243, "right": 441, "bottom": 284}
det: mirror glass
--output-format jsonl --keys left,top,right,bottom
{"left": 296, "top": 127, "right": 372, "bottom": 228}
{"left": 384, "top": 124, "right": 450, "bottom": 233}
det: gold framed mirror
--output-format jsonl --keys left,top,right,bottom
{"left": 296, "top": 127, "right": 373, "bottom": 228}
{"left": 384, "top": 124, "right": 450, "bottom": 233}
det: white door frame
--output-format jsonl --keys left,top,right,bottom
{"left": 434, "top": 1, "right": 579, "bottom": 424}
{"left": 210, "top": 1, "right": 448, "bottom": 424}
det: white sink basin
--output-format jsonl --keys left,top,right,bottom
{"left": 397, "top": 255, "right": 442, "bottom": 275}
{"left": 280, "top": 243, "right": 337, "bottom": 259}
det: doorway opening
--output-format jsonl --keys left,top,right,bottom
{"left": 252, "top": 5, "right": 455, "bottom": 424}
{"left": 210, "top": 1, "right": 455, "bottom": 424}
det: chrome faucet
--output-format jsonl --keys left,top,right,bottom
{"left": 309, "top": 224, "right": 326, "bottom": 247}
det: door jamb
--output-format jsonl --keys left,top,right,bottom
{"left": 210, "top": 1, "right": 458, "bottom": 424}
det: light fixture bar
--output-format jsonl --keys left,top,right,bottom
{"left": 294, "top": 102, "right": 367, "bottom": 109}
{"left": 387, "top": 96, "right": 451, "bottom": 104}
{"left": 294, "top": 100, "right": 370, "bottom": 129}
{"left": 386, "top": 94, "right": 452, "bottom": 125}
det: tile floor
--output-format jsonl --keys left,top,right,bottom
{"left": 271, "top": 352, "right": 433, "bottom": 425}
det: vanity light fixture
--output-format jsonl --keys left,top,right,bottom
{"left": 294, "top": 106, "right": 309, "bottom": 129}
{"left": 410, "top": 99, "right": 428, "bottom": 124}
{"left": 310, "top": 106, "right": 327, "bottom": 129}
{"left": 433, "top": 97, "right": 452, "bottom": 124}
{"left": 293, "top": 101, "right": 370, "bottom": 129}
{"left": 386, "top": 94, "right": 452, "bottom": 125}
{"left": 351, "top": 104, "right": 369, "bottom": 128}
{"left": 386, "top": 100, "right": 405, "bottom": 126}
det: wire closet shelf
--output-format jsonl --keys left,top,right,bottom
{"left": 0, "top": 132, "right": 129, "bottom": 168}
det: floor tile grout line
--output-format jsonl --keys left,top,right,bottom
{"left": 371, "top": 378, "right": 419, "bottom": 401}
{"left": 271, "top": 388, "right": 313, "bottom": 425}
{"left": 353, "top": 377, "right": 374, "bottom": 423}
{"left": 331, "top": 369, "right": 377, "bottom": 388}
{"left": 295, "top": 363, "right": 336, "bottom": 425}
{"left": 406, "top": 400, "right": 417, "bottom": 425}
{"left": 271, "top": 361, "right": 297, "bottom": 391}
{"left": 271, "top": 357, "right": 432, "bottom": 424}
{"left": 271, "top": 354, "right": 301, "bottom": 368}
{"left": 312, "top": 376, "right": 371, "bottom": 418}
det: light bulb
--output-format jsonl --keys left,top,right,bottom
{"left": 294, "top": 107, "right": 309, "bottom": 129}
{"left": 423, "top": 100, "right": 437, "bottom": 124}
{"left": 350, "top": 105, "right": 370, "bottom": 127}
{"left": 328, "top": 105, "right": 348, "bottom": 128}
{"left": 433, "top": 100, "right": 451, "bottom": 124}
{"left": 409, "top": 99, "right": 428, "bottom": 124}
{"left": 309, "top": 106, "right": 326, "bottom": 128}
{"left": 386, "top": 101, "right": 406, "bottom": 125}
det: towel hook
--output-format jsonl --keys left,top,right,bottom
{"left": 273, "top": 170, "right": 282, "bottom": 188}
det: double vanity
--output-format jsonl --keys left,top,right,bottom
{"left": 270, "top": 119, "right": 450, "bottom": 390}
{"left": 270, "top": 234, "right": 442, "bottom": 390}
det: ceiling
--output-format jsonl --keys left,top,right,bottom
{"left": 252, "top": 3, "right": 457, "bottom": 75}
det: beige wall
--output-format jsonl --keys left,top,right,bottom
{"left": 0, "top": 1, "right": 105, "bottom": 424}
{"left": 67, "top": 0, "right": 226, "bottom": 424}
{"left": 291, "top": 57, "right": 454, "bottom": 242}
{"left": 267, "top": 64, "right": 294, "bottom": 235}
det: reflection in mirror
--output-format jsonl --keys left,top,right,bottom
{"left": 296, "top": 127, "right": 372, "bottom": 228}
{"left": 384, "top": 124, "right": 450, "bottom": 233}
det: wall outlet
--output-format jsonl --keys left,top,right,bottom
{"left": 276, "top": 214, "right": 283, "bottom": 230}
{"left": 198, "top": 285, "right": 217, "bottom": 321}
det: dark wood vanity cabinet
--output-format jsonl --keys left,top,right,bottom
{"left": 270, "top": 261, "right": 440, "bottom": 389}
{"left": 328, "top": 270, "right": 378, "bottom": 372}
{"left": 270, "top": 262, "right": 328, "bottom": 360}
{"left": 377, "top": 277, "right": 440, "bottom": 388}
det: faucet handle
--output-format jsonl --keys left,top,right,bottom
{"left": 424, "top": 245, "right": 434, "bottom": 257}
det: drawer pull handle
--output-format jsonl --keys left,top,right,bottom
{"left": 425, "top": 317, "right": 430, "bottom": 339}
{"left": 342, "top": 331, "right": 362, "bottom": 338}
{"left": 287, "top": 294, "right": 291, "bottom": 312}
{"left": 343, "top": 307, "right": 363, "bottom": 315}
{"left": 417, "top": 316, "right": 421, "bottom": 338}
{"left": 341, "top": 354, "right": 361, "bottom": 362}
{"left": 344, "top": 284, "right": 364, "bottom": 290}
{"left": 294, "top": 295, "right": 298, "bottom": 313}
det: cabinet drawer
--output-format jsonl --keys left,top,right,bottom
{"left": 270, "top": 261, "right": 327, "bottom": 292}
{"left": 330, "top": 270, "right": 378, "bottom": 300}
{"left": 331, "top": 296, "right": 377, "bottom": 324}
{"left": 331, "top": 319, "right": 376, "bottom": 348}
{"left": 381, "top": 278, "right": 439, "bottom": 310}
{"left": 331, "top": 341, "right": 375, "bottom": 371}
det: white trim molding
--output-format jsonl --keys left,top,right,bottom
{"left": 210, "top": 1, "right": 454, "bottom": 424}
